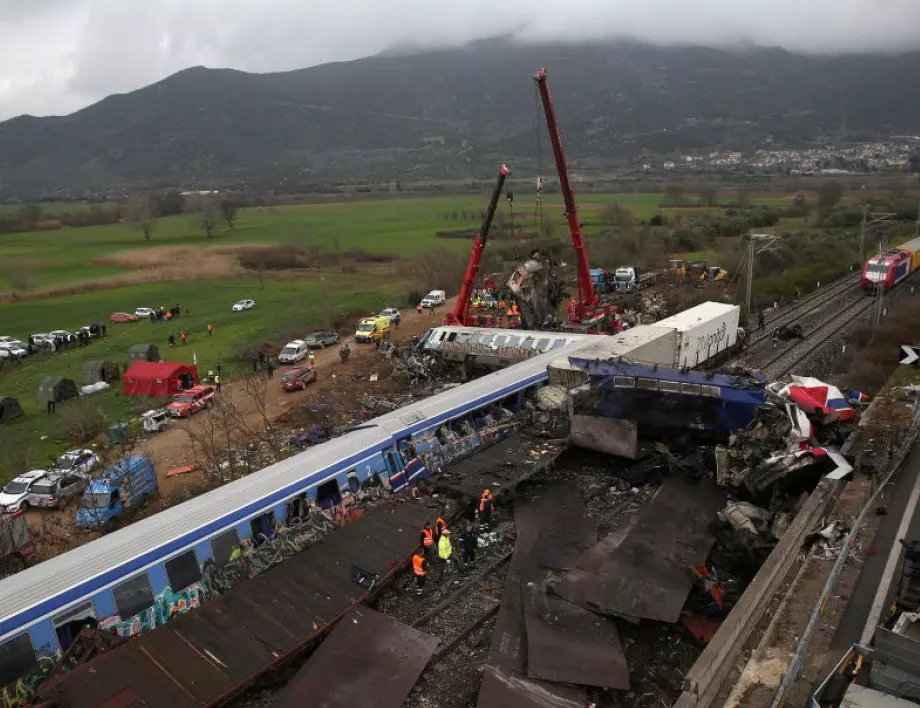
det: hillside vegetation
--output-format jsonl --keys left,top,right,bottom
{"left": 2, "top": 39, "right": 920, "bottom": 195}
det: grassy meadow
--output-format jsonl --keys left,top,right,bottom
{"left": 0, "top": 190, "right": 788, "bottom": 480}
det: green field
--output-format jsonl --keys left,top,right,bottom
{"left": 0, "top": 190, "right": 789, "bottom": 481}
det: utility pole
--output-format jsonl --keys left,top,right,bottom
{"left": 915, "top": 200, "right": 919, "bottom": 239}
{"left": 862, "top": 212, "right": 896, "bottom": 261}
{"left": 860, "top": 202, "right": 868, "bottom": 262}
{"left": 745, "top": 233, "right": 781, "bottom": 319}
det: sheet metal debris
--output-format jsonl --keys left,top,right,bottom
{"left": 555, "top": 477, "right": 724, "bottom": 623}
{"left": 271, "top": 608, "right": 438, "bottom": 708}
{"left": 39, "top": 502, "right": 432, "bottom": 708}
{"left": 514, "top": 483, "right": 597, "bottom": 571}
{"left": 477, "top": 564, "right": 586, "bottom": 708}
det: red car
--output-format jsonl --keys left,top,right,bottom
{"left": 110, "top": 312, "right": 138, "bottom": 323}
{"left": 167, "top": 385, "right": 216, "bottom": 418}
{"left": 280, "top": 367, "right": 317, "bottom": 392}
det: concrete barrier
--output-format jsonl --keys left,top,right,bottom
{"left": 674, "top": 477, "right": 842, "bottom": 708}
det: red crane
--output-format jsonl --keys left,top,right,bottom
{"left": 533, "top": 68, "right": 599, "bottom": 325}
{"left": 443, "top": 164, "right": 511, "bottom": 327}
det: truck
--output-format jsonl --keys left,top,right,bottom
{"left": 75, "top": 456, "right": 159, "bottom": 529}
{"left": 0, "top": 511, "right": 32, "bottom": 578}
{"left": 613, "top": 266, "right": 655, "bottom": 293}
{"left": 354, "top": 315, "right": 391, "bottom": 344}
{"left": 420, "top": 290, "right": 446, "bottom": 309}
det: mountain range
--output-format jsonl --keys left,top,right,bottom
{"left": 1, "top": 38, "right": 918, "bottom": 197}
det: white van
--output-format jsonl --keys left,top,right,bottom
{"left": 278, "top": 339, "right": 310, "bottom": 364}
{"left": 420, "top": 290, "right": 446, "bottom": 308}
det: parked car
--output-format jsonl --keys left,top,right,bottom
{"left": 0, "top": 471, "right": 47, "bottom": 512}
{"left": 420, "top": 290, "right": 446, "bottom": 308}
{"left": 26, "top": 471, "right": 90, "bottom": 509}
{"left": 76, "top": 456, "right": 159, "bottom": 529}
{"left": 141, "top": 409, "right": 170, "bottom": 433}
{"left": 0, "top": 336, "right": 16, "bottom": 344}
{"left": 0, "top": 342, "right": 28, "bottom": 359}
{"left": 303, "top": 331, "right": 340, "bottom": 348}
{"left": 52, "top": 449, "right": 101, "bottom": 476}
{"left": 135, "top": 307, "right": 156, "bottom": 318}
{"left": 279, "top": 339, "right": 310, "bottom": 364}
{"left": 281, "top": 366, "right": 317, "bottom": 392}
{"left": 167, "top": 384, "right": 216, "bottom": 418}
{"left": 232, "top": 299, "right": 255, "bottom": 312}
{"left": 110, "top": 312, "right": 137, "bottom": 323}
{"left": 30, "top": 333, "right": 54, "bottom": 346}
{"left": 77, "top": 324, "right": 102, "bottom": 338}
{"left": 380, "top": 308, "right": 401, "bottom": 324}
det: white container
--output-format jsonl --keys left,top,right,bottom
{"left": 650, "top": 302, "right": 740, "bottom": 369}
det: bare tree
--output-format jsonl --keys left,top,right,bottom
{"left": 187, "top": 195, "right": 221, "bottom": 238}
{"left": 601, "top": 204, "right": 636, "bottom": 229}
{"left": 220, "top": 199, "right": 239, "bottom": 229}
{"left": 238, "top": 374, "right": 281, "bottom": 457}
{"left": 699, "top": 187, "right": 718, "bottom": 211}
{"left": 126, "top": 193, "right": 158, "bottom": 240}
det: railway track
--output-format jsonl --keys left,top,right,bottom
{"left": 760, "top": 295, "right": 876, "bottom": 379}
{"left": 743, "top": 272, "right": 861, "bottom": 351}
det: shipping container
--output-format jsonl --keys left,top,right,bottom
{"left": 651, "top": 302, "right": 740, "bottom": 369}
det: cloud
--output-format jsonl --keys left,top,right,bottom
{"left": 1, "top": 0, "right": 919, "bottom": 120}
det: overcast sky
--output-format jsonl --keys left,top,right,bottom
{"left": 1, "top": 0, "right": 919, "bottom": 120}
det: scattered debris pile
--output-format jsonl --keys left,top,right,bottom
{"left": 505, "top": 250, "right": 567, "bottom": 330}
{"left": 378, "top": 340, "right": 443, "bottom": 384}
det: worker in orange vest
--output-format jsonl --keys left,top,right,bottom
{"left": 412, "top": 551, "right": 429, "bottom": 596}
{"left": 479, "top": 489, "right": 494, "bottom": 528}
{"left": 420, "top": 522, "right": 435, "bottom": 561}
{"left": 435, "top": 516, "right": 448, "bottom": 542}
{"left": 207, "top": 323, "right": 214, "bottom": 337}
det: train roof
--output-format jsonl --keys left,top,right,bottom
{"left": 0, "top": 337, "right": 594, "bottom": 636}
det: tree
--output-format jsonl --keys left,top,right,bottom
{"left": 187, "top": 195, "right": 221, "bottom": 238}
{"left": 663, "top": 184, "right": 685, "bottom": 207}
{"left": 817, "top": 181, "right": 845, "bottom": 208}
{"left": 17, "top": 204, "right": 41, "bottom": 229}
{"left": 220, "top": 199, "right": 239, "bottom": 229}
{"left": 126, "top": 193, "right": 158, "bottom": 240}
{"left": 601, "top": 203, "right": 636, "bottom": 229}
{"left": 699, "top": 187, "right": 718, "bottom": 211}
{"left": 158, "top": 190, "right": 185, "bottom": 216}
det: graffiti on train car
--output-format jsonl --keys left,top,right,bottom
{"left": 0, "top": 657, "right": 52, "bottom": 708}
{"left": 99, "top": 582, "right": 208, "bottom": 638}
{"left": 418, "top": 417, "right": 521, "bottom": 473}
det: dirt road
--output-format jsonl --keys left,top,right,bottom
{"left": 142, "top": 300, "right": 456, "bottom": 495}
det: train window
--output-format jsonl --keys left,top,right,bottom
{"left": 52, "top": 601, "right": 98, "bottom": 652}
{"left": 445, "top": 332, "right": 456, "bottom": 342}
{"left": 637, "top": 378, "right": 659, "bottom": 391}
{"left": 347, "top": 470, "right": 360, "bottom": 494}
{"left": 701, "top": 385, "right": 721, "bottom": 398}
{"left": 0, "top": 633, "right": 37, "bottom": 687}
{"left": 506, "top": 336, "right": 520, "bottom": 347}
{"left": 613, "top": 376, "right": 636, "bottom": 388}
{"left": 551, "top": 339, "right": 567, "bottom": 349}
{"left": 211, "top": 529, "right": 241, "bottom": 568}
{"left": 113, "top": 574, "right": 155, "bottom": 620}
{"left": 535, "top": 338, "right": 550, "bottom": 351}
{"left": 165, "top": 550, "right": 201, "bottom": 591}
{"left": 286, "top": 494, "right": 308, "bottom": 521}
{"left": 456, "top": 333, "right": 470, "bottom": 343}
{"left": 659, "top": 381, "right": 680, "bottom": 394}
{"left": 250, "top": 512, "right": 275, "bottom": 547}
{"left": 680, "top": 383, "right": 702, "bottom": 396}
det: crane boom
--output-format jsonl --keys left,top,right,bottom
{"left": 444, "top": 164, "right": 511, "bottom": 326}
{"left": 533, "top": 68, "right": 597, "bottom": 319}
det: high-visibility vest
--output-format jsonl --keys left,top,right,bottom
{"left": 421, "top": 528, "right": 434, "bottom": 547}
{"left": 412, "top": 554, "right": 427, "bottom": 576}
{"left": 479, "top": 490, "right": 493, "bottom": 512}
{"left": 438, "top": 535, "right": 452, "bottom": 560}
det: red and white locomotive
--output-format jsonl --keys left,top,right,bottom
{"left": 861, "top": 236, "right": 920, "bottom": 293}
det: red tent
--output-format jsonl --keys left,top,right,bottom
{"left": 123, "top": 361, "right": 198, "bottom": 398}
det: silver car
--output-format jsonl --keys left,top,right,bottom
{"left": 27, "top": 471, "right": 90, "bottom": 509}
{"left": 303, "top": 331, "right": 340, "bottom": 348}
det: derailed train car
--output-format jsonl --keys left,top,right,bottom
{"left": 0, "top": 341, "right": 589, "bottom": 694}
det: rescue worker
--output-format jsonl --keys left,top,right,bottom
{"left": 215, "top": 373, "right": 222, "bottom": 393}
{"left": 168, "top": 334, "right": 176, "bottom": 348}
{"left": 417, "top": 302, "right": 423, "bottom": 316}
{"left": 180, "top": 330, "right": 187, "bottom": 345}
{"left": 266, "top": 356, "right": 276, "bottom": 379}
{"left": 771, "top": 328, "right": 779, "bottom": 349}
{"left": 757, "top": 310, "right": 765, "bottom": 331}
{"left": 412, "top": 551, "right": 429, "bottom": 596}
{"left": 308, "top": 352, "right": 316, "bottom": 370}
{"left": 208, "top": 322, "right": 214, "bottom": 336}
{"left": 340, "top": 343, "right": 351, "bottom": 363}
{"left": 479, "top": 488, "right": 494, "bottom": 528}
{"left": 420, "top": 521, "right": 435, "bottom": 562}
{"left": 435, "top": 516, "right": 448, "bottom": 543}
{"left": 459, "top": 522, "right": 477, "bottom": 567}
{"left": 437, "top": 527, "right": 455, "bottom": 578}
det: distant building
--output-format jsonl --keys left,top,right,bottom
{"left": 663, "top": 161, "right": 676, "bottom": 170}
